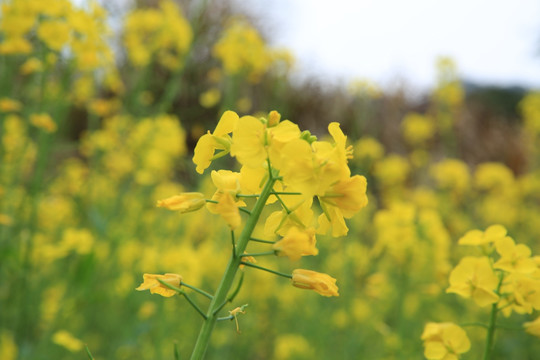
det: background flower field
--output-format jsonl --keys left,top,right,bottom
{"left": 1, "top": 0, "right": 540, "bottom": 359}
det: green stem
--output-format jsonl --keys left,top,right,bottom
{"left": 85, "top": 345, "right": 95, "bottom": 360}
{"left": 239, "top": 262, "right": 292, "bottom": 279}
{"left": 189, "top": 175, "right": 276, "bottom": 360}
{"left": 482, "top": 273, "right": 504, "bottom": 360}
{"left": 241, "top": 251, "right": 276, "bottom": 257}
{"left": 249, "top": 237, "right": 275, "bottom": 244}
{"left": 205, "top": 199, "right": 251, "bottom": 215}
{"left": 182, "top": 293, "right": 207, "bottom": 320}
{"left": 270, "top": 191, "right": 302, "bottom": 196}
{"left": 181, "top": 282, "right": 214, "bottom": 300}
{"left": 274, "top": 193, "right": 291, "bottom": 214}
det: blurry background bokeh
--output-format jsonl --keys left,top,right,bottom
{"left": 1, "top": 0, "right": 540, "bottom": 359}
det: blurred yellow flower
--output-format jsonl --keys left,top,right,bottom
{"left": 136, "top": 273, "right": 182, "bottom": 297}
{"left": 0, "top": 98, "right": 22, "bottom": 113}
{"left": 30, "top": 113, "right": 57, "bottom": 133}
{"left": 156, "top": 192, "right": 205, "bottom": 213}
{"left": 52, "top": 330, "right": 84, "bottom": 352}
{"left": 291, "top": 269, "right": 339, "bottom": 297}
{"left": 524, "top": 316, "right": 540, "bottom": 337}
{"left": 421, "top": 322, "right": 470, "bottom": 360}
{"left": 20, "top": 57, "right": 43, "bottom": 75}
{"left": 458, "top": 224, "right": 507, "bottom": 246}
{"left": 199, "top": 88, "right": 221, "bottom": 108}
{"left": 401, "top": 112, "right": 435, "bottom": 147}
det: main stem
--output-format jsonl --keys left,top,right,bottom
{"left": 189, "top": 175, "right": 276, "bottom": 360}
{"left": 482, "top": 273, "right": 504, "bottom": 360}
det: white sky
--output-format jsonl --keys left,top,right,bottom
{"left": 236, "top": 0, "right": 540, "bottom": 91}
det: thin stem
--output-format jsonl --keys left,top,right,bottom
{"left": 236, "top": 194, "right": 260, "bottom": 198}
{"left": 183, "top": 293, "right": 208, "bottom": 320}
{"left": 249, "top": 237, "right": 275, "bottom": 244}
{"left": 241, "top": 251, "right": 276, "bottom": 257}
{"left": 270, "top": 191, "right": 302, "bottom": 196}
{"left": 181, "top": 282, "right": 214, "bottom": 300}
{"left": 240, "top": 262, "right": 292, "bottom": 279}
{"left": 274, "top": 192, "right": 291, "bottom": 214}
{"left": 85, "top": 345, "right": 95, "bottom": 360}
{"left": 217, "top": 315, "right": 234, "bottom": 321}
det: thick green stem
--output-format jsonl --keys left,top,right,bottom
{"left": 189, "top": 175, "right": 276, "bottom": 360}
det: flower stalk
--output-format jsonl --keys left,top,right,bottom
{"left": 189, "top": 174, "right": 276, "bottom": 360}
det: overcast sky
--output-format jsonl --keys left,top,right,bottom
{"left": 236, "top": 0, "right": 540, "bottom": 91}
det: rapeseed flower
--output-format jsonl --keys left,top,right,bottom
{"left": 421, "top": 322, "right": 470, "bottom": 360}
{"left": 291, "top": 269, "right": 339, "bottom": 297}
{"left": 156, "top": 193, "right": 205, "bottom": 213}
{"left": 524, "top": 316, "right": 540, "bottom": 337}
{"left": 272, "top": 227, "right": 318, "bottom": 261}
{"left": 136, "top": 273, "right": 182, "bottom": 297}
{"left": 458, "top": 224, "right": 507, "bottom": 246}
{"left": 493, "top": 237, "right": 536, "bottom": 274}
{"left": 193, "top": 111, "right": 239, "bottom": 174}
{"left": 447, "top": 256, "right": 499, "bottom": 307}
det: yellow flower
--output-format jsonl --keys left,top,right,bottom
{"left": 0, "top": 98, "right": 22, "bottom": 112}
{"left": 20, "top": 57, "right": 43, "bottom": 75}
{"left": 493, "top": 237, "right": 537, "bottom": 274}
{"left": 30, "top": 113, "right": 57, "bottom": 133}
{"left": 291, "top": 269, "right": 339, "bottom": 297}
{"left": 136, "top": 273, "right": 182, "bottom": 297}
{"left": 318, "top": 175, "right": 368, "bottom": 237}
{"left": 52, "top": 330, "right": 84, "bottom": 352}
{"left": 156, "top": 193, "right": 205, "bottom": 213}
{"left": 193, "top": 111, "right": 239, "bottom": 174}
{"left": 524, "top": 316, "right": 540, "bottom": 337}
{"left": 37, "top": 20, "right": 70, "bottom": 51}
{"left": 421, "top": 322, "right": 470, "bottom": 360}
{"left": 458, "top": 224, "right": 507, "bottom": 246}
{"left": 206, "top": 170, "right": 246, "bottom": 229}
{"left": 273, "top": 227, "right": 318, "bottom": 261}
{"left": 498, "top": 273, "right": 540, "bottom": 316}
{"left": 199, "top": 88, "right": 221, "bottom": 108}
{"left": 446, "top": 256, "right": 499, "bottom": 307}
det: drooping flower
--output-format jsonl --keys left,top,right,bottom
{"left": 206, "top": 170, "right": 246, "bottom": 230}
{"left": 136, "top": 273, "right": 182, "bottom": 297}
{"left": 291, "top": 269, "right": 339, "bottom": 297}
{"left": 446, "top": 256, "right": 499, "bottom": 307}
{"left": 156, "top": 192, "right": 205, "bottom": 213}
{"left": 421, "top": 322, "right": 471, "bottom": 360}
{"left": 273, "top": 227, "right": 318, "bottom": 261}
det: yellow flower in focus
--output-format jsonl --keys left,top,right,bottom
{"left": 0, "top": 98, "right": 22, "bottom": 112}
{"left": 136, "top": 273, "right": 182, "bottom": 297}
{"left": 206, "top": 170, "right": 245, "bottom": 230}
{"left": 318, "top": 175, "right": 368, "bottom": 237}
{"left": 273, "top": 227, "right": 318, "bottom": 261}
{"left": 156, "top": 193, "right": 205, "bottom": 213}
{"left": 193, "top": 110, "right": 239, "bottom": 174}
{"left": 524, "top": 316, "right": 540, "bottom": 337}
{"left": 493, "top": 237, "right": 537, "bottom": 274}
{"left": 30, "top": 113, "right": 57, "bottom": 133}
{"left": 52, "top": 330, "right": 84, "bottom": 352}
{"left": 421, "top": 322, "right": 470, "bottom": 360}
{"left": 458, "top": 224, "right": 507, "bottom": 246}
{"left": 291, "top": 269, "right": 339, "bottom": 297}
{"left": 446, "top": 256, "right": 499, "bottom": 307}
